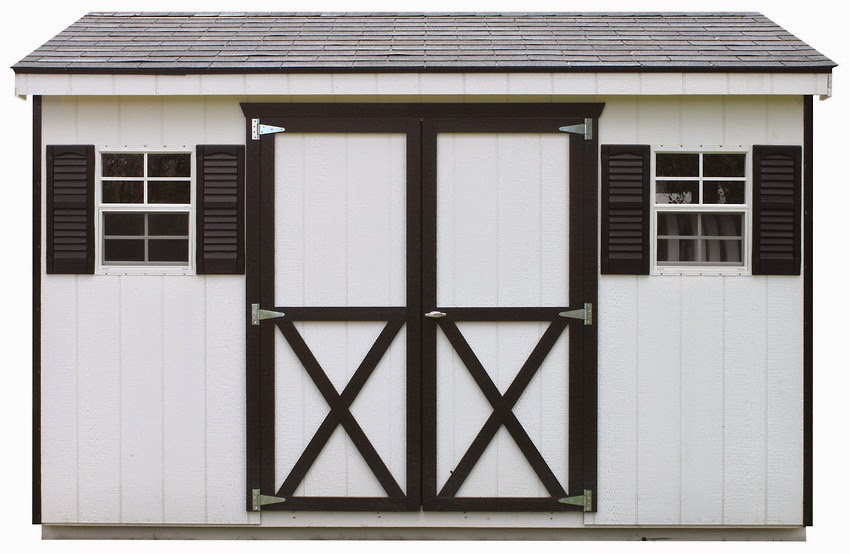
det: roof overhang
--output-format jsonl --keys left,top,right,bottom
{"left": 14, "top": 71, "right": 833, "bottom": 99}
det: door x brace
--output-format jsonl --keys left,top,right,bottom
{"left": 436, "top": 318, "right": 569, "bottom": 498}
{"left": 275, "top": 320, "right": 405, "bottom": 498}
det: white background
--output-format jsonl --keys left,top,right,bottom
{"left": 1, "top": 0, "right": 845, "bottom": 551}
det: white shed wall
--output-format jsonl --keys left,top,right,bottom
{"left": 591, "top": 95, "right": 805, "bottom": 526}
{"left": 39, "top": 93, "right": 804, "bottom": 528}
{"left": 40, "top": 96, "right": 258, "bottom": 525}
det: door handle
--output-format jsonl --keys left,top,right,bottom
{"left": 424, "top": 311, "right": 447, "bottom": 319}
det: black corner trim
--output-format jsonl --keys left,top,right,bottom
{"left": 803, "top": 96, "right": 813, "bottom": 526}
{"left": 196, "top": 144, "right": 245, "bottom": 275}
{"left": 601, "top": 144, "right": 651, "bottom": 275}
{"left": 32, "top": 95, "right": 42, "bottom": 525}
{"left": 45, "top": 145, "right": 95, "bottom": 275}
{"left": 752, "top": 145, "right": 803, "bottom": 276}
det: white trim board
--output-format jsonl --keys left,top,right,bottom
{"left": 15, "top": 72, "right": 832, "bottom": 98}
{"left": 42, "top": 524, "right": 806, "bottom": 541}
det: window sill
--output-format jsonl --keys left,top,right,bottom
{"left": 96, "top": 266, "right": 195, "bottom": 276}
{"left": 652, "top": 267, "right": 750, "bottom": 277}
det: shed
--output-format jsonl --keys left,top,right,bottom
{"left": 15, "top": 12, "right": 834, "bottom": 541}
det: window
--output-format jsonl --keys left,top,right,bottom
{"left": 97, "top": 150, "right": 193, "bottom": 272}
{"left": 653, "top": 150, "right": 749, "bottom": 273}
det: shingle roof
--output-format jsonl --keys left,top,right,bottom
{"left": 13, "top": 12, "right": 836, "bottom": 74}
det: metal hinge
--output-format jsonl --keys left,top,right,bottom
{"left": 251, "top": 118, "right": 286, "bottom": 140}
{"left": 558, "top": 489, "right": 593, "bottom": 511}
{"left": 424, "top": 311, "right": 447, "bottom": 319}
{"left": 251, "top": 303, "right": 286, "bottom": 326}
{"left": 559, "top": 303, "right": 593, "bottom": 326}
{"left": 559, "top": 118, "right": 593, "bottom": 141}
{"left": 251, "top": 489, "right": 286, "bottom": 511}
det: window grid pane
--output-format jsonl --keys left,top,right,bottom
{"left": 99, "top": 151, "right": 192, "bottom": 268}
{"left": 657, "top": 212, "right": 744, "bottom": 266}
{"left": 654, "top": 151, "right": 748, "bottom": 270}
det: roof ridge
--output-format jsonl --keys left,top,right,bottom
{"left": 82, "top": 11, "right": 767, "bottom": 17}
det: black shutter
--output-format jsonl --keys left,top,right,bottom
{"left": 196, "top": 145, "right": 245, "bottom": 274}
{"left": 601, "top": 145, "right": 651, "bottom": 275}
{"left": 752, "top": 145, "right": 802, "bottom": 275}
{"left": 46, "top": 145, "right": 94, "bottom": 274}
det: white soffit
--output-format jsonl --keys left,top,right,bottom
{"left": 15, "top": 72, "right": 832, "bottom": 98}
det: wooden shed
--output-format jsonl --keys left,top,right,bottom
{"left": 15, "top": 12, "right": 834, "bottom": 540}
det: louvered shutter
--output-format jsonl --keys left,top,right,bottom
{"left": 601, "top": 145, "right": 650, "bottom": 275}
{"left": 196, "top": 145, "right": 245, "bottom": 274}
{"left": 46, "top": 145, "right": 94, "bottom": 274}
{"left": 752, "top": 145, "right": 802, "bottom": 275}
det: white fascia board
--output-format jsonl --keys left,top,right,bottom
{"left": 14, "top": 72, "right": 833, "bottom": 97}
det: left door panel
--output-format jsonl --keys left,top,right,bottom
{"left": 249, "top": 118, "right": 421, "bottom": 511}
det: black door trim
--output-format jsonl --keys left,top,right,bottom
{"left": 245, "top": 115, "right": 422, "bottom": 511}
{"left": 419, "top": 115, "right": 599, "bottom": 511}
{"left": 243, "top": 103, "right": 600, "bottom": 513}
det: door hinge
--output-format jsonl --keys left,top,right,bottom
{"left": 558, "top": 489, "right": 593, "bottom": 511}
{"left": 251, "top": 118, "right": 286, "bottom": 140}
{"left": 251, "top": 303, "right": 286, "bottom": 326}
{"left": 559, "top": 118, "right": 593, "bottom": 141}
{"left": 559, "top": 303, "right": 593, "bottom": 326}
{"left": 251, "top": 489, "right": 286, "bottom": 511}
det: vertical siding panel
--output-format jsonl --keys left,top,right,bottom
{"left": 724, "top": 97, "right": 767, "bottom": 145}
{"left": 204, "top": 97, "right": 249, "bottom": 144}
{"left": 205, "top": 276, "right": 250, "bottom": 523}
{"left": 40, "top": 276, "right": 79, "bottom": 523}
{"left": 163, "top": 277, "right": 207, "bottom": 522}
{"left": 345, "top": 134, "right": 406, "bottom": 306}
{"left": 163, "top": 97, "right": 207, "bottom": 145}
{"left": 118, "top": 97, "right": 163, "bottom": 145}
{"left": 495, "top": 135, "right": 543, "bottom": 494}
{"left": 41, "top": 96, "right": 77, "bottom": 143}
{"left": 638, "top": 97, "right": 682, "bottom": 145}
{"left": 636, "top": 276, "right": 681, "bottom": 524}
{"left": 435, "top": 134, "right": 456, "bottom": 306}
{"left": 300, "top": 134, "right": 350, "bottom": 488}
{"left": 540, "top": 135, "right": 570, "bottom": 305}
{"left": 275, "top": 134, "right": 306, "bottom": 305}
{"left": 766, "top": 96, "right": 804, "bottom": 145}
{"left": 724, "top": 277, "right": 768, "bottom": 524}
{"left": 597, "top": 97, "right": 638, "bottom": 144}
{"left": 75, "top": 97, "right": 119, "bottom": 145}
{"left": 496, "top": 135, "right": 543, "bottom": 306}
{"left": 304, "top": 135, "right": 348, "bottom": 305}
{"left": 596, "top": 276, "right": 639, "bottom": 524}
{"left": 680, "top": 276, "right": 724, "bottom": 523}
{"left": 438, "top": 134, "right": 498, "bottom": 307}
{"left": 120, "top": 276, "right": 164, "bottom": 523}
{"left": 76, "top": 276, "right": 121, "bottom": 522}
{"left": 680, "top": 98, "right": 724, "bottom": 146}
{"left": 766, "top": 277, "right": 804, "bottom": 524}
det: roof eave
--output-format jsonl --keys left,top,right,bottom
{"left": 11, "top": 64, "right": 837, "bottom": 75}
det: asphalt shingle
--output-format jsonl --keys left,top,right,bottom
{"left": 12, "top": 12, "right": 836, "bottom": 74}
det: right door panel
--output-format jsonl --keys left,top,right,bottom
{"left": 422, "top": 118, "right": 596, "bottom": 511}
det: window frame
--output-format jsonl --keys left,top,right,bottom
{"left": 95, "top": 146, "right": 195, "bottom": 275}
{"left": 651, "top": 145, "right": 751, "bottom": 276}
